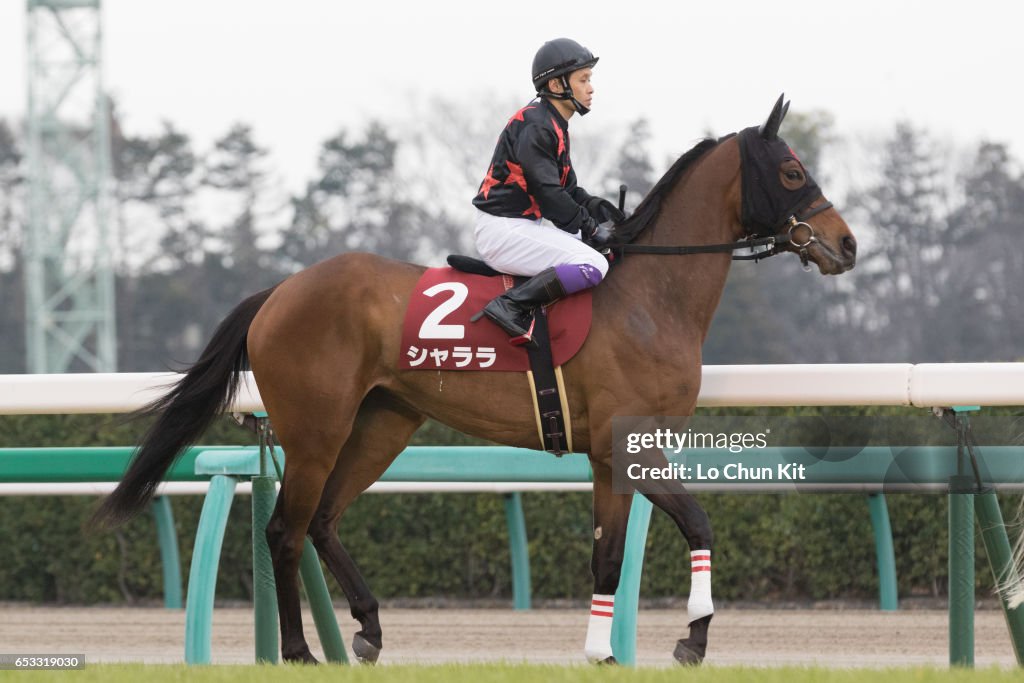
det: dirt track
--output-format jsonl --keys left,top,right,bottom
{"left": 0, "top": 604, "right": 1015, "bottom": 667}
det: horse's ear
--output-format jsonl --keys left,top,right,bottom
{"left": 759, "top": 93, "right": 786, "bottom": 140}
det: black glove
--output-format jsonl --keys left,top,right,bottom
{"left": 584, "top": 196, "right": 626, "bottom": 224}
{"left": 582, "top": 216, "right": 615, "bottom": 248}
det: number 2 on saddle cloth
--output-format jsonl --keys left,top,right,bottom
{"left": 399, "top": 266, "right": 592, "bottom": 372}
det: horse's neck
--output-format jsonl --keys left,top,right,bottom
{"left": 612, "top": 142, "right": 742, "bottom": 341}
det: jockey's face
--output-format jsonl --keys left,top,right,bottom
{"left": 566, "top": 67, "right": 594, "bottom": 111}
{"left": 547, "top": 67, "right": 594, "bottom": 118}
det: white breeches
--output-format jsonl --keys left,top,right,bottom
{"left": 474, "top": 210, "right": 609, "bottom": 278}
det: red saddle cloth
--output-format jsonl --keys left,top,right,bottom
{"left": 399, "top": 267, "right": 592, "bottom": 371}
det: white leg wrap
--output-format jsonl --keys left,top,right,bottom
{"left": 687, "top": 549, "right": 714, "bottom": 623}
{"left": 583, "top": 593, "right": 615, "bottom": 662}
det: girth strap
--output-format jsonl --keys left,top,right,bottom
{"left": 523, "top": 305, "right": 571, "bottom": 455}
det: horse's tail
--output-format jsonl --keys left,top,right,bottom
{"left": 998, "top": 497, "right": 1024, "bottom": 609}
{"left": 91, "top": 286, "right": 276, "bottom": 530}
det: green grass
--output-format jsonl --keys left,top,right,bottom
{"left": 0, "top": 664, "right": 1020, "bottom": 683}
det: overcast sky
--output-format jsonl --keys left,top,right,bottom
{"left": 1, "top": 0, "right": 1021, "bottom": 196}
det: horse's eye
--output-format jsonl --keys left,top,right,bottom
{"left": 786, "top": 170, "right": 803, "bottom": 181}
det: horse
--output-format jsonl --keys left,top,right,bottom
{"left": 92, "top": 95, "right": 857, "bottom": 665}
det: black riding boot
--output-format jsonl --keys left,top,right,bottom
{"left": 474, "top": 268, "right": 567, "bottom": 345}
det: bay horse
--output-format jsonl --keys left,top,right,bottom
{"left": 93, "top": 96, "right": 856, "bottom": 665}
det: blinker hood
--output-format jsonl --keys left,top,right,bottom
{"left": 738, "top": 126, "right": 822, "bottom": 236}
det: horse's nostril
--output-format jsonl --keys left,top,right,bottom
{"left": 841, "top": 236, "right": 857, "bottom": 258}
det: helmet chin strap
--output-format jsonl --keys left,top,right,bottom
{"left": 543, "top": 75, "right": 590, "bottom": 116}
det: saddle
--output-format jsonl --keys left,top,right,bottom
{"left": 396, "top": 255, "right": 589, "bottom": 454}
{"left": 446, "top": 254, "right": 501, "bottom": 277}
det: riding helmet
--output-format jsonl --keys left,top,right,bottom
{"left": 531, "top": 38, "right": 599, "bottom": 92}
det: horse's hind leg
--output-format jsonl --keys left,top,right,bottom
{"left": 264, "top": 399, "right": 357, "bottom": 663}
{"left": 307, "top": 390, "right": 425, "bottom": 664}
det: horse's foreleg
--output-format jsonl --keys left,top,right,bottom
{"left": 643, "top": 477, "right": 714, "bottom": 665}
{"left": 584, "top": 459, "right": 633, "bottom": 664}
{"left": 307, "top": 393, "right": 425, "bottom": 665}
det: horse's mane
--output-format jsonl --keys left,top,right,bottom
{"left": 614, "top": 137, "right": 722, "bottom": 244}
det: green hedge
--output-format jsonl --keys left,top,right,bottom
{"left": 0, "top": 411, "right": 1019, "bottom": 604}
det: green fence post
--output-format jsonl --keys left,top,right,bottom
{"left": 299, "top": 538, "right": 349, "bottom": 663}
{"left": 184, "top": 474, "right": 237, "bottom": 665}
{"left": 867, "top": 493, "right": 898, "bottom": 611}
{"left": 949, "top": 475, "right": 975, "bottom": 668}
{"left": 252, "top": 474, "right": 279, "bottom": 663}
{"left": 503, "top": 492, "right": 532, "bottom": 610}
{"left": 611, "top": 493, "right": 653, "bottom": 666}
{"left": 151, "top": 495, "right": 182, "bottom": 609}
{"left": 974, "top": 490, "right": 1024, "bottom": 665}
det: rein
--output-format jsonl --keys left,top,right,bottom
{"left": 609, "top": 200, "right": 833, "bottom": 263}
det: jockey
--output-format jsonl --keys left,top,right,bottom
{"left": 472, "top": 37, "right": 624, "bottom": 345}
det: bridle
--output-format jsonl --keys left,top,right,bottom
{"left": 608, "top": 198, "right": 834, "bottom": 264}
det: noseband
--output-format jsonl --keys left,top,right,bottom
{"left": 782, "top": 199, "right": 834, "bottom": 268}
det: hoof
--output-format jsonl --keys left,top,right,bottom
{"left": 673, "top": 639, "right": 704, "bottom": 666}
{"left": 673, "top": 614, "right": 712, "bottom": 666}
{"left": 352, "top": 633, "right": 381, "bottom": 664}
{"left": 596, "top": 656, "right": 618, "bottom": 665}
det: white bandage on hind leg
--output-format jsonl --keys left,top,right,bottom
{"left": 583, "top": 593, "right": 615, "bottom": 662}
{"left": 687, "top": 549, "right": 714, "bottom": 623}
